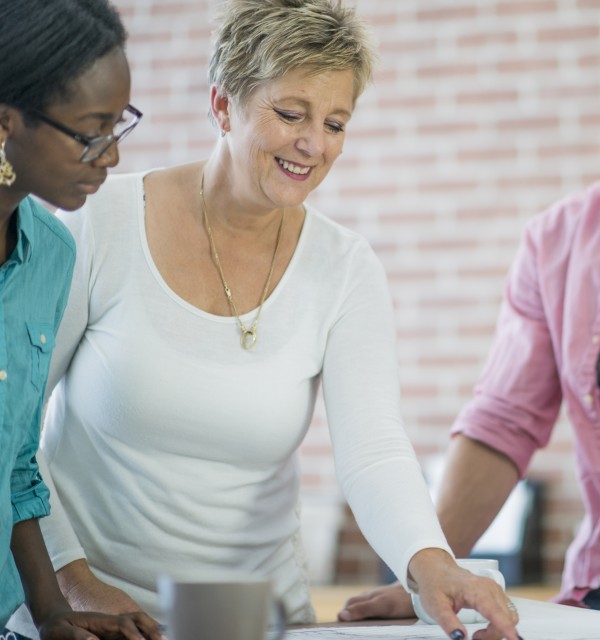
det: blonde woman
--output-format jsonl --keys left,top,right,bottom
{"left": 13, "top": 2, "right": 520, "bottom": 640}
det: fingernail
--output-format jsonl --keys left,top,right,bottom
{"left": 450, "top": 631, "right": 465, "bottom": 640}
{"left": 338, "top": 609, "right": 351, "bottom": 621}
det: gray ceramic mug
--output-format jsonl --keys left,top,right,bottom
{"left": 157, "top": 576, "right": 286, "bottom": 640}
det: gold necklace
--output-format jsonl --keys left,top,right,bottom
{"left": 199, "top": 169, "right": 285, "bottom": 350}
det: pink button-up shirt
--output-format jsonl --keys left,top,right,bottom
{"left": 452, "top": 183, "right": 600, "bottom": 606}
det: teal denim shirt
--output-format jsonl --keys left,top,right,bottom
{"left": 0, "top": 196, "right": 75, "bottom": 627}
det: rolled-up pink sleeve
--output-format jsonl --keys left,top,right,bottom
{"left": 452, "top": 222, "right": 562, "bottom": 477}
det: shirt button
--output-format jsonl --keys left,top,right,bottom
{"left": 583, "top": 394, "right": 594, "bottom": 406}
{"left": 40, "top": 334, "right": 47, "bottom": 345}
{"left": 593, "top": 335, "right": 600, "bottom": 345}
{"left": 0, "top": 370, "right": 7, "bottom": 381}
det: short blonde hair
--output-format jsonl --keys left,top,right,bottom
{"left": 208, "top": 0, "right": 375, "bottom": 109}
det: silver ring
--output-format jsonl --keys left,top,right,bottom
{"left": 507, "top": 599, "right": 518, "bottom": 615}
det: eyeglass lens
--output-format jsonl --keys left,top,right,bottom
{"left": 80, "top": 108, "right": 140, "bottom": 162}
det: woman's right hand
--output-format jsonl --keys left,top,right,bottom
{"left": 57, "top": 560, "right": 142, "bottom": 614}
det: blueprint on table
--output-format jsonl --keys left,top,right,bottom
{"left": 279, "top": 596, "right": 600, "bottom": 640}
{"left": 282, "top": 625, "right": 598, "bottom": 640}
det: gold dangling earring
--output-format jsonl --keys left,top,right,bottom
{"left": 0, "top": 141, "right": 16, "bottom": 187}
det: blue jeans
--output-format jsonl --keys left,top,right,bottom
{"left": 583, "top": 586, "right": 600, "bottom": 610}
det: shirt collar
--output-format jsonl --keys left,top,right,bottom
{"left": 14, "top": 197, "right": 36, "bottom": 264}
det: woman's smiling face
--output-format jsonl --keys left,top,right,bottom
{"left": 221, "top": 66, "right": 355, "bottom": 211}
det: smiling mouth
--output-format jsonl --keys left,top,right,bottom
{"left": 277, "top": 158, "right": 311, "bottom": 175}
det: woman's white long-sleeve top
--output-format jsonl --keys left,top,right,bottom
{"left": 18, "top": 172, "right": 450, "bottom": 624}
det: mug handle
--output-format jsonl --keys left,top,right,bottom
{"left": 269, "top": 598, "right": 287, "bottom": 640}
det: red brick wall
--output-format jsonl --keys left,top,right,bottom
{"left": 113, "top": 0, "right": 599, "bottom": 585}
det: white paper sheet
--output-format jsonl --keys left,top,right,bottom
{"left": 283, "top": 626, "right": 457, "bottom": 638}
{"left": 281, "top": 598, "right": 600, "bottom": 640}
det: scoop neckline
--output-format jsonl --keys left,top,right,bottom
{"left": 136, "top": 170, "right": 310, "bottom": 321}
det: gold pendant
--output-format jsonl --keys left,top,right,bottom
{"left": 241, "top": 328, "right": 257, "bottom": 350}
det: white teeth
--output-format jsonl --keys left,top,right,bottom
{"left": 278, "top": 158, "right": 310, "bottom": 175}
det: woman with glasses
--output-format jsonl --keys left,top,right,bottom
{"left": 0, "top": 1, "right": 156, "bottom": 639}
{"left": 12, "top": 2, "right": 520, "bottom": 640}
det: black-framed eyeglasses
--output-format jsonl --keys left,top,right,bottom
{"left": 31, "top": 104, "right": 143, "bottom": 163}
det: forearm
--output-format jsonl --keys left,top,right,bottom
{"left": 436, "top": 434, "right": 520, "bottom": 557}
{"left": 11, "top": 519, "right": 71, "bottom": 628}
{"left": 56, "top": 559, "right": 93, "bottom": 601}
{"left": 55, "top": 558, "right": 143, "bottom": 616}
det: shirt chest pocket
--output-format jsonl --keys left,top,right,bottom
{"left": 26, "top": 322, "right": 55, "bottom": 392}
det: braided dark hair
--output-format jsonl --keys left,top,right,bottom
{"left": 1, "top": 0, "right": 127, "bottom": 117}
